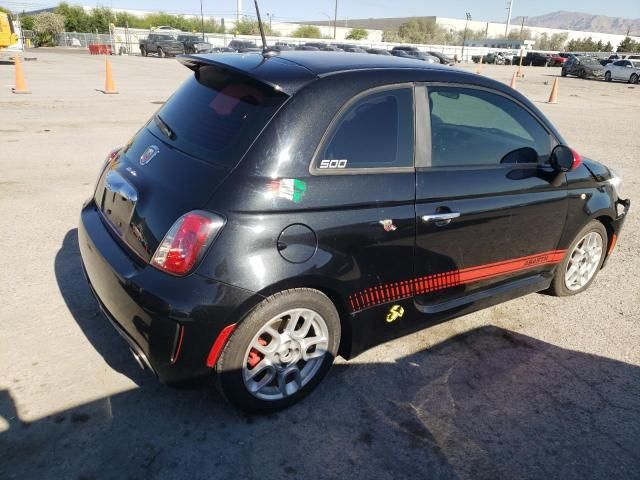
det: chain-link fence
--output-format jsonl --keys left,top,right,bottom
{"left": 55, "top": 32, "right": 114, "bottom": 49}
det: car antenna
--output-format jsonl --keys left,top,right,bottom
{"left": 253, "top": 0, "right": 277, "bottom": 57}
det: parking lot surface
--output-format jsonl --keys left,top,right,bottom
{"left": 1, "top": 50, "right": 639, "bottom": 480}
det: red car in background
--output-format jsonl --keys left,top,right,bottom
{"left": 549, "top": 53, "right": 569, "bottom": 67}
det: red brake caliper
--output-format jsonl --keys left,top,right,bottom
{"left": 247, "top": 338, "right": 267, "bottom": 368}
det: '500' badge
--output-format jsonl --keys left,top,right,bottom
{"left": 140, "top": 145, "right": 160, "bottom": 165}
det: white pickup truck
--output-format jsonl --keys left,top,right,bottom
{"left": 604, "top": 59, "right": 640, "bottom": 84}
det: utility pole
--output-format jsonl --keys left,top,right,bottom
{"left": 237, "top": 0, "right": 242, "bottom": 23}
{"left": 505, "top": 0, "right": 513, "bottom": 38}
{"left": 461, "top": 12, "right": 471, "bottom": 63}
{"left": 333, "top": 0, "right": 338, "bottom": 40}
{"left": 519, "top": 16, "right": 526, "bottom": 40}
{"left": 200, "top": 0, "right": 205, "bottom": 40}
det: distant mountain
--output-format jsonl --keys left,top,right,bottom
{"left": 512, "top": 11, "right": 640, "bottom": 36}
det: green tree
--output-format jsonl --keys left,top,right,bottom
{"left": 604, "top": 41, "right": 614, "bottom": 52}
{"left": 20, "top": 15, "right": 35, "bottom": 31}
{"left": 291, "top": 25, "right": 322, "bottom": 39}
{"left": 56, "top": 2, "right": 91, "bottom": 32}
{"left": 397, "top": 19, "right": 442, "bottom": 44}
{"left": 32, "top": 12, "right": 65, "bottom": 46}
{"left": 232, "top": 19, "right": 277, "bottom": 36}
{"left": 617, "top": 36, "right": 640, "bottom": 53}
{"left": 346, "top": 28, "right": 368, "bottom": 40}
{"left": 536, "top": 32, "right": 568, "bottom": 50}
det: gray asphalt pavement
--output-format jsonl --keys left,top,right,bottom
{"left": 1, "top": 50, "right": 639, "bottom": 480}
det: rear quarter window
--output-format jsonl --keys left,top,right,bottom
{"left": 148, "top": 65, "right": 288, "bottom": 168}
{"left": 315, "top": 87, "right": 414, "bottom": 171}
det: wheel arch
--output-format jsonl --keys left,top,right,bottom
{"left": 254, "top": 277, "right": 354, "bottom": 359}
{"left": 595, "top": 214, "right": 616, "bottom": 259}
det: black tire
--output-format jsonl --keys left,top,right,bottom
{"left": 561, "top": 68, "right": 567, "bottom": 77}
{"left": 605, "top": 71, "right": 612, "bottom": 82}
{"left": 215, "top": 288, "right": 341, "bottom": 413}
{"left": 157, "top": 47, "right": 165, "bottom": 58}
{"left": 140, "top": 46, "right": 147, "bottom": 57}
{"left": 578, "top": 68, "right": 587, "bottom": 79}
{"left": 630, "top": 74, "right": 639, "bottom": 85}
{"left": 548, "top": 220, "right": 608, "bottom": 297}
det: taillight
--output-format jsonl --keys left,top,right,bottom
{"left": 151, "top": 211, "right": 225, "bottom": 276}
{"left": 569, "top": 148, "right": 582, "bottom": 170}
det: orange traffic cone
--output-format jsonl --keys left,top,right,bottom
{"left": 547, "top": 78, "right": 559, "bottom": 104}
{"left": 99, "top": 56, "right": 118, "bottom": 94}
{"left": 12, "top": 55, "right": 31, "bottom": 94}
{"left": 509, "top": 71, "right": 517, "bottom": 89}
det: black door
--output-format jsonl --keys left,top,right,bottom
{"left": 413, "top": 84, "right": 568, "bottom": 312}
{"left": 308, "top": 85, "right": 417, "bottom": 313}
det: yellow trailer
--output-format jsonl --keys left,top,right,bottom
{"left": 0, "top": 12, "right": 19, "bottom": 50}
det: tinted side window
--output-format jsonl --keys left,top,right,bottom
{"left": 613, "top": 60, "right": 625, "bottom": 66}
{"left": 428, "top": 87, "right": 551, "bottom": 167}
{"left": 317, "top": 88, "right": 414, "bottom": 170}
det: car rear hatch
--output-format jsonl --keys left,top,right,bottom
{"left": 93, "top": 58, "right": 296, "bottom": 263}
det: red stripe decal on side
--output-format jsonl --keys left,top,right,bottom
{"left": 348, "top": 250, "right": 567, "bottom": 312}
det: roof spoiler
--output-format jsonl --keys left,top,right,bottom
{"left": 177, "top": 54, "right": 309, "bottom": 95}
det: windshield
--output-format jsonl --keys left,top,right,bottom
{"left": 632, "top": 61, "right": 640, "bottom": 68}
{"left": 148, "top": 65, "right": 288, "bottom": 167}
{"left": 581, "top": 57, "right": 599, "bottom": 65}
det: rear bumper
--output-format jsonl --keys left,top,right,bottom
{"left": 78, "top": 201, "right": 259, "bottom": 383}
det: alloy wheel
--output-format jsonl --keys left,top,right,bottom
{"left": 242, "top": 308, "right": 329, "bottom": 401}
{"left": 564, "top": 231, "right": 604, "bottom": 291}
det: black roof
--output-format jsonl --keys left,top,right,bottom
{"left": 179, "top": 51, "right": 448, "bottom": 95}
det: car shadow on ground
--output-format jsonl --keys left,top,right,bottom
{"left": 1, "top": 229, "right": 638, "bottom": 480}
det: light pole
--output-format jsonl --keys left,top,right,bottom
{"left": 333, "top": 0, "right": 338, "bottom": 40}
{"left": 505, "top": 0, "right": 514, "bottom": 38}
{"left": 461, "top": 12, "right": 471, "bottom": 62}
{"left": 200, "top": 0, "right": 205, "bottom": 41}
{"left": 318, "top": 12, "right": 332, "bottom": 38}
{"left": 266, "top": 13, "right": 273, "bottom": 32}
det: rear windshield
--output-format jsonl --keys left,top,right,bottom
{"left": 148, "top": 65, "right": 288, "bottom": 167}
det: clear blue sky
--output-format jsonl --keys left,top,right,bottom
{"left": 12, "top": 0, "right": 640, "bottom": 22}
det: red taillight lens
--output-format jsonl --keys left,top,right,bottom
{"left": 570, "top": 148, "right": 582, "bottom": 170}
{"left": 151, "top": 211, "right": 225, "bottom": 276}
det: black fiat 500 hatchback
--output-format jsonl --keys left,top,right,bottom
{"left": 79, "top": 51, "right": 630, "bottom": 411}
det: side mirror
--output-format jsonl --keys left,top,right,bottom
{"left": 550, "top": 145, "right": 580, "bottom": 172}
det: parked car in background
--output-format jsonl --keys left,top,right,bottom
{"left": 79, "top": 51, "right": 629, "bottom": 412}
{"left": 304, "top": 43, "right": 344, "bottom": 52}
{"left": 549, "top": 54, "right": 567, "bottom": 67}
{"left": 344, "top": 47, "right": 367, "bottom": 53}
{"left": 212, "top": 47, "right": 235, "bottom": 53}
{"left": 228, "top": 40, "right": 257, "bottom": 51}
{"left": 472, "top": 52, "right": 512, "bottom": 65}
{"left": 390, "top": 50, "right": 411, "bottom": 58}
{"left": 523, "top": 52, "right": 551, "bottom": 66}
{"left": 295, "top": 45, "right": 319, "bottom": 51}
{"left": 367, "top": 48, "right": 391, "bottom": 55}
{"left": 427, "top": 51, "right": 454, "bottom": 65}
{"left": 604, "top": 59, "right": 640, "bottom": 84}
{"left": 406, "top": 51, "right": 438, "bottom": 63}
{"left": 562, "top": 56, "right": 605, "bottom": 79}
{"left": 269, "top": 44, "right": 293, "bottom": 52}
{"left": 139, "top": 33, "right": 185, "bottom": 58}
{"left": 177, "top": 34, "right": 212, "bottom": 54}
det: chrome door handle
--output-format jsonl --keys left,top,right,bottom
{"left": 421, "top": 212, "right": 460, "bottom": 226}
